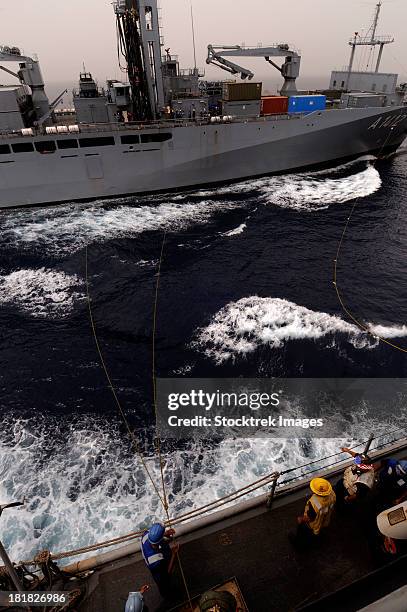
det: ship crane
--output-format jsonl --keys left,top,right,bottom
{"left": 0, "top": 45, "right": 57, "bottom": 125}
{"left": 206, "top": 44, "right": 301, "bottom": 95}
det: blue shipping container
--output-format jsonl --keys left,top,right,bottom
{"left": 288, "top": 95, "right": 326, "bottom": 113}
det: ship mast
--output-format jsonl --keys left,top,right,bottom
{"left": 113, "top": 0, "right": 165, "bottom": 121}
{"left": 346, "top": 1, "right": 394, "bottom": 89}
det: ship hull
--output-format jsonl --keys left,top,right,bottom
{"left": 0, "top": 106, "right": 406, "bottom": 209}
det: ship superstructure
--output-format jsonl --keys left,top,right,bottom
{"left": 0, "top": 0, "right": 406, "bottom": 208}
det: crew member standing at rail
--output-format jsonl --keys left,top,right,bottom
{"left": 335, "top": 448, "right": 376, "bottom": 508}
{"left": 140, "top": 522, "right": 179, "bottom": 597}
{"left": 292, "top": 478, "right": 336, "bottom": 548}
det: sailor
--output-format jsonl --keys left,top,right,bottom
{"left": 378, "top": 458, "right": 407, "bottom": 507}
{"left": 125, "top": 585, "right": 150, "bottom": 612}
{"left": 335, "top": 448, "right": 376, "bottom": 508}
{"left": 140, "top": 522, "right": 179, "bottom": 597}
{"left": 291, "top": 478, "right": 336, "bottom": 547}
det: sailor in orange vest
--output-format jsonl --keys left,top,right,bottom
{"left": 292, "top": 478, "right": 336, "bottom": 547}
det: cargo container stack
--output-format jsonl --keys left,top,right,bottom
{"left": 221, "top": 82, "right": 262, "bottom": 117}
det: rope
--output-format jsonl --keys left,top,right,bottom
{"left": 86, "top": 242, "right": 192, "bottom": 606}
{"left": 333, "top": 126, "right": 407, "bottom": 353}
{"left": 152, "top": 232, "right": 169, "bottom": 514}
{"left": 151, "top": 232, "right": 193, "bottom": 609}
{"left": 85, "top": 245, "right": 166, "bottom": 508}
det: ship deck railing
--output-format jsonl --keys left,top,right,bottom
{"left": 0, "top": 112, "right": 304, "bottom": 140}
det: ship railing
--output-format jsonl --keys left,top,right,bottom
{"left": 15, "top": 428, "right": 407, "bottom": 568}
{"left": 0, "top": 113, "right": 303, "bottom": 140}
{"left": 348, "top": 34, "right": 394, "bottom": 45}
{"left": 179, "top": 67, "right": 205, "bottom": 77}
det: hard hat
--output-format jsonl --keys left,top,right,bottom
{"left": 310, "top": 478, "right": 332, "bottom": 496}
{"left": 148, "top": 522, "right": 165, "bottom": 545}
{"left": 377, "top": 502, "right": 407, "bottom": 540}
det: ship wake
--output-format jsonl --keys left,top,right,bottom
{"left": 0, "top": 157, "right": 380, "bottom": 256}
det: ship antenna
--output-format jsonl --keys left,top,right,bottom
{"left": 370, "top": 1, "right": 382, "bottom": 43}
{"left": 190, "top": 1, "right": 197, "bottom": 71}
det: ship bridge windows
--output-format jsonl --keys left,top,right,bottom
{"left": 35, "top": 141, "right": 57, "bottom": 154}
{"left": 0, "top": 144, "right": 11, "bottom": 155}
{"left": 140, "top": 133, "right": 172, "bottom": 143}
{"left": 57, "top": 139, "right": 79, "bottom": 150}
{"left": 12, "top": 142, "right": 34, "bottom": 153}
{"left": 79, "top": 136, "right": 115, "bottom": 148}
{"left": 121, "top": 135, "right": 140, "bottom": 145}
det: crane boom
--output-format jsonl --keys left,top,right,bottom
{"left": 0, "top": 45, "right": 51, "bottom": 123}
{"left": 207, "top": 44, "right": 301, "bottom": 95}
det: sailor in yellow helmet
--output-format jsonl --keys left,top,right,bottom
{"left": 294, "top": 477, "right": 336, "bottom": 544}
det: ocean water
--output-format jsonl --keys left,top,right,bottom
{"left": 0, "top": 150, "right": 406, "bottom": 563}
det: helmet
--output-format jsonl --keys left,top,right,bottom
{"left": 148, "top": 522, "right": 165, "bottom": 545}
{"left": 310, "top": 478, "right": 332, "bottom": 496}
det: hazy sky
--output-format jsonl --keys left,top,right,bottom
{"left": 1, "top": 0, "right": 407, "bottom": 93}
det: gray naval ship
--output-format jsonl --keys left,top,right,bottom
{"left": 0, "top": 0, "right": 406, "bottom": 209}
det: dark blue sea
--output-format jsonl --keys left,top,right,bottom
{"left": 0, "top": 150, "right": 406, "bottom": 561}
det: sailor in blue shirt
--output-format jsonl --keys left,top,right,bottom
{"left": 141, "top": 522, "right": 178, "bottom": 597}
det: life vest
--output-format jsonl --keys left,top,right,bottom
{"left": 305, "top": 490, "right": 336, "bottom": 535}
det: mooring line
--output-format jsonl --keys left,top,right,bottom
{"left": 334, "top": 126, "right": 407, "bottom": 353}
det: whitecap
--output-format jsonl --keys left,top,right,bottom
{"left": 0, "top": 268, "right": 84, "bottom": 318}
{"left": 223, "top": 223, "right": 247, "bottom": 237}
{"left": 193, "top": 296, "right": 407, "bottom": 363}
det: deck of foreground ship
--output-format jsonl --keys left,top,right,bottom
{"left": 73, "top": 440, "right": 407, "bottom": 612}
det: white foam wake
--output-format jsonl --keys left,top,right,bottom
{"left": 0, "top": 268, "right": 84, "bottom": 318}
{"left": 262, "top": 166, "right": 382, "bottom": 211}
{"left": 0, "top": 158, "right": 381, "bottom": 255}
{"left": 193, "top": 297, "right": 407, "bottom": 363}
{"left": 177, "top": 158, "right": 381, "bottom": 212}
{"left": 2, "top": 200, "right": 240, "bottom": 256}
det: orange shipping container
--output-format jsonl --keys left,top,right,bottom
{"left": 261, "top": 96, "right": 288, "bottom": 115}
